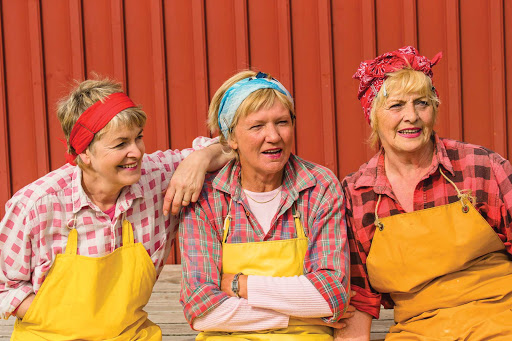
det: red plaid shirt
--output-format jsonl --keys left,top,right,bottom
{"left": 179, "top": 154, "right": 350, "bottom": 324}
{"left": 342, "top": 133, "right": 512, "bottom": 319}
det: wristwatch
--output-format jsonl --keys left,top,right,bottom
{"left": 231, "top": 272, "right": 243, "bottom": 298}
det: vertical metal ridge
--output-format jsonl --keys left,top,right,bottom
{"left": 317, "top": 0, "right": 338, "bottom": 174}
{"left": 69, "top": 0, "right": 85, "bottom": 80}
{"left": 110, "top": 0, "right": 126, "bottom": 86}
{"left": 445, "top": 0, "right": 462, "bottom": 141}
{"left": 150, "top": 0, "right": 169, "bottom": 149}
{"left": 489, "top": 0, "right": 507, "bottom": 156}
{"left": 0, "top": 1, "right": 12, "bottom": 211}
{"left": 234, "top": 0, "right": 249, "bottom": 69}
{"left": 28, "top": 0, "right": 49, "bottom": 177}
{"left": 403, "top": 0, "right": 418, "bottom": 47}
{"left": 191, "top": 0, "right": 210, "bottom": 137}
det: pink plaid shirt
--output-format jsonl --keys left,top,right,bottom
{"left": 0, "top": 137, "right": 215, "bottom": 319}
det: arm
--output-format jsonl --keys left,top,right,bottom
{"left": 0, "top": 199, "right": 36, "bottom": 319}
{"left": 334, "top": 310, "right": 372, "bottom": 341}
{"left": 179, "top": 195, "right": 288, "bottom": 331}
{"left": 163, "top": 138, "right": 232, "bottom": 216}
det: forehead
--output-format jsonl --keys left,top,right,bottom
{"left": 386, "top": 92, "right": 428, "bottom": 102}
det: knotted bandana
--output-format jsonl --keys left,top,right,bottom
{"left": 217, "top": 72, "right": 293, "bottom": 139}
{"left": 353, "top": 46, "right": 442, "bottom": 124}
{"left": 66, "top": 92, "right": 136, "bottom": 165}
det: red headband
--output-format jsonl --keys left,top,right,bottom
{"left": 66, "top": 92, "right": 136, "bottom": 165}
{"left": 353, "top": 46, "right": 442, "bottom": 124}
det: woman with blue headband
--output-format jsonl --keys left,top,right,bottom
{"left": 179, "top": 70, "right": 351, "bottom": 340}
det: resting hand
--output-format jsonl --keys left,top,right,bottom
{"left": 296, "top": 317, "right": 347, "bottom": 329}
{"left": 221, "top": 273, "right": 248, "bottom": 299}
{"left": 163, "top": 149, "right": 210, "bottom": 216}
{"left": 14, "top": 293, "right": 35, "bottom": 319}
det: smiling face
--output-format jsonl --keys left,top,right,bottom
{"left": 229, "top": 100, "right": 294, "bottom": 190}
{"left": 80, "top": 124, "right": 145, "bottom": 195}
{"left": 376, "top": 92, "right": 435, "bottom": 158}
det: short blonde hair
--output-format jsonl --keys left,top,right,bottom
{"left": 207, "top": 70, "right": 295, "bottom": 158}
{"left": 368, "top": 68, "right": 440, "bottom": 148}
{"left": 57, "top": 78, "right": 146, "bottom": 167}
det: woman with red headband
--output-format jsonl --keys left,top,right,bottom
{"left": 336, "top": 46, "right": 512, "bottom": 340}
{"left": 0, "top": 78, "right": 229, "bottom": 340}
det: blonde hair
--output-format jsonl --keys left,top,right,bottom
{"left": 207, "top": 70, "right": 295, "bottom": 159}
{"left": 57, "top": 78, "right": 146, "bottom": 167}
{"left": 368, "top": 68, "right": 440, "bottom": 148}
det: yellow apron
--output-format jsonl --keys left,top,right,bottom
{"left": 196, "top": 201, "right": 333, "bottom": 340}
{"left": 367, "top": 168, "right": 512, "bottom": 340}
{"left": 11, "top": 218, "right": 162, "bottom": 341}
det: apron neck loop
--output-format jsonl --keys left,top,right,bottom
{"left": 438, "top": 167, "right": 475, "bottom": 212}
{"left": 65, "top": 214, "right": 79, "bottom": 255}
{"left": 374, "top": 195, "right": 384, "bottom": 231}
{"left": 222, "top": 199, "right": 233, "bottom": 243}
{"left": 121, "top": 212, "right": 134, "bottom": 246}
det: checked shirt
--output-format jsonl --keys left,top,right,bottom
{"left": 180, "top": 154, "right": 350, "bottom": 324}
{"left": 342, "top": 133, "right": 512, "bottom": 318}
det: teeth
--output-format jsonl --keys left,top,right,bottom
{"left": 263, "top": 150, "right": 281, "bottom": 154}
{"left": 400, "top": 129, "right": 419, "bottom": 134}
{"left": 120, "top": 163, "right": 137, "bottom": 168}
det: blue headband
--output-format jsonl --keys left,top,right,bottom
{"left": 217, "top": 72, "right": 293, "bottom": 139}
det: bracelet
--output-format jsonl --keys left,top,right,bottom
{"left": 231, "top": 272, "right": 243, "bottom": 298}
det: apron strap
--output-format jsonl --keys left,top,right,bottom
{"left": 122, "top": 214, "right": 135, "bottom": 246}
{"left": 292, "top": 204, "right": 306, "bottom": 239}
{"left": 373, "top": 167, "right": 476, "bottom": 229}
{"left": 65, "top": 216, "right": 78, "bottom": 255}
{"left": 222, "top": 199, "right": 233, "bottom": 243}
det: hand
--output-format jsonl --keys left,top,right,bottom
{"left": 15, "top": 293, "right": 35, "bottom": 319}
{"left": 341, "top": 291, "right": 357, "bottom": 319}
{"left": 220, "top": 273, "right": 248, "bottom": 299}
{"left": 163, "top": 149, "right": 210, "bottom": 216}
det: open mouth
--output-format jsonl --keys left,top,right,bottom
{"left": 262, "top": 149, "right": 282, "bottom": 155}
{"left": 119, "top": 162, "right": 138, "bottom": 169}
{"left": 398, "top": 128, "right": 421, "bottom": 137}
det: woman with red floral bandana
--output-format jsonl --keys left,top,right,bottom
{"left": 337, "top": 46, "right": 512, "bottom": 340}
{"left": 0, "top": 78, "right": 230, "bottom": 340}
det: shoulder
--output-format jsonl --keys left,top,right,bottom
{"left": 440, "top": 137, "right": 506, "bottom": 169}
{"left": 291, "top": 155, "right": 341, "bottom": 188}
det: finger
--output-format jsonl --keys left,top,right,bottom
{"left": 350, "top": 290, "right": 357, "bottom": 297}
{"left": 346, "top": 305, "right": 356, "bottom": 312}
{"left": 190, "top": 185, "right": 201, "bottom": 203}
{"left": 181, "top": 191, "right": 193, "bottom": 208}
{"left": 171, "top": 189, "right": 184, "bottom": 215}
{"left": 163, "top": 187, "right": 176, "bottom": 216}
{"left": 330, "top": 321, "right": 347, "bottom": 329}
{"left": 341, "top": 311, "right": 355, "bottom": 319}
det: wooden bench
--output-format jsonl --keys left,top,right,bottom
{"left": 0, "top": 265, "right": 394, "bottom": 340}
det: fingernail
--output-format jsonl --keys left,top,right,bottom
{"left": 163, "top": 210, "right": 168, "bottom": 216}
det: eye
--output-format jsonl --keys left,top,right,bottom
{"left": 388, "top": 103, "right": 402, "bottom": 109}
{"left": 136, "top": 134, "right": 144, "bottom": 140}
{"left": 417, "top": 100, "right": 429, "bottom": 106}
{"left": 250, "top": 124, "right": 263, "bottom": 130}
{"left": 114, "top": 142, "right": 125, "bottom": 148}
{"left": 277, "top": 120, "right": 289, "bottom": 125}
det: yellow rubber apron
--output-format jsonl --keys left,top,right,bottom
{"left": 11, "top": 218, "right": 162, "bottom": 341}
{"left": 367, "top": 168, "right": 512, "bottom": 340}
{"left": 196, "top": 201, "right": 333, "bottom": 340}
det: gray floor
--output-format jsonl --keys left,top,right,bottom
{"left": 0, "top": 264, "right": 393, "bottom": 340}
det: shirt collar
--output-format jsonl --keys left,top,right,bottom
{"left": 213, "top": 154, "right": 317, "bottom": 202}
{"left": 354, "top": 132, "right": 455, "bottom": 194}
{"left": 71, "top": 166, "right": 144, "bottom": 214}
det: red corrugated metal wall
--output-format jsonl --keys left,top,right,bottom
{"left": 1, "top": 0, "right": 511, "bottom": 263}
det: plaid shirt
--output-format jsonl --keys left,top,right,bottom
{"left": 342, "top": 133, "right": 512, "bottom": 319}
{"left": 0, "top": 137, "right": 215, "bottom": 319}
{"left": 180, "top": 154, "right": 350, "bottom": 324}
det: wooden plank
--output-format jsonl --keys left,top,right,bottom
{"left": 109, "top": 0, "right": 126, "bottom": 84}
{"left": 506, "top": 0, "right": 512, "bottom": 160}
{"left": 402, "top": 0, "right": 418, "bottom": 47}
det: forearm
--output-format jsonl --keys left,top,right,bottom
{"left": 202, "top": 143, "right": 232, "bottom": 172}
{"left": 193, "top": 297, "right": 289, "bottom": 332}
{"left": 334, "top": 310, "right": 372, "bottom": 341}
{"left": 247, "top": 275, "right": 332, "bottom": 317}
{"left": 0, "top": 285, "right": 34, "bottom": 319}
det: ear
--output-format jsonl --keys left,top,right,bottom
{"left": 78, "top": 149, "right": 92, "bottom": 166}
{"left": 227, "top": 132, "right": 238, "bottom": 151}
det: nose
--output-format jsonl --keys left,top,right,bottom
{"left": 265, "top": 124, "right": 281, "bottom": 143}
{"left": 402, "top": 102, "right": 418, "bottom": 122}
{"left": 127, "top": 141, "right": 143, "bottom": 159}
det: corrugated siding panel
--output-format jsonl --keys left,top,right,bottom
{"left": 0, "top": 0, "right": 511, "bottom": 263}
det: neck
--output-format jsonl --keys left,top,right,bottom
{"left": 81, "top": 170, "right": 122, "bottom": 211}
{"left": 240, "top": 169, "right": 283, "bottom": 192}
{"left": 383, "top": 142, "right": 434, "bottom": 179}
